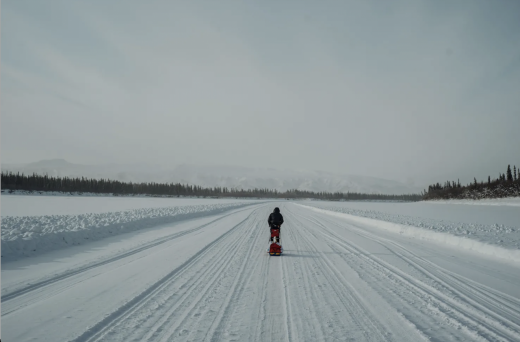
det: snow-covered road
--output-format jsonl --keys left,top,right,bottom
{"left": 2, "top": 202, "right": 520, "bottom": 341}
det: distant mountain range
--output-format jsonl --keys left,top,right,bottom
{"left": 1, "top": 159, "right": 423, "bottom": 195}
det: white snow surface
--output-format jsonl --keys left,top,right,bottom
{"left": 1, "top": 197, "right": 256, "bottom": 260}
{"left": 1, "top": 192, "right": 254, "bottom": 216}
{"left": 426, "top": 197, "right": 520, "bottom": 206}
{"left": 2, "top": 198, "right": 520, "bottom": 341}
{"left": 298, "top": 199, "right": 520, "bottom": 227}
{"left": 300, "top": 200, "right": 520, "bottom": 261}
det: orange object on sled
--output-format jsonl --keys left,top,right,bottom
{"left": 270, "top": 228, "right": 280, "bottom": 240}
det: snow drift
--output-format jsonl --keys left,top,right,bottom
{"left": 300, "top": 204, "right": 520, "bottom": 263}
{"left": 1, "top": 202, "right": 254, "bottom": 260}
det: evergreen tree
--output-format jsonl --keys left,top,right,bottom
{"left": 507, "top": 165, "right": 513, "bottom": 182}
{"left": 0, "top": 172, "right": 422, "bottom": 201}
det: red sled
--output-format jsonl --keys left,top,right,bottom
{"left": 268, "top": 242, "right": 283, "bottom": 256}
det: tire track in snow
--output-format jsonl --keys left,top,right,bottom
{"left": 446, "top": 272, "right": 520, "bottom": 319}
{"left": 2, "top": 206, "right": 255, "bottom": 307}
{"left": 285, "top": 205, "right": 413, "bottom": 341}
{"left": 375, "top": 238, "right": 520, "bottom": 335}
{"left": 201, "top": 217, "right": 265, "bottom": 342}
{"left": 211, "top": 221, "right": 272, "bottom": 342}
{"left": 285, "top": 207, "right": 415, "bottom": 342}
{"left": 154, "top": 206, "right": 288, "bottom": 342}
{"left": 319, "top": 214, "right": 520, "bottom": 341}
{"left": 305, "top": 209, "right": 520, "bottom": 342}
{"left": 305, "top": 213, "right": 487, "bottom": 341}
{"left": 155, "top": 210, "right": 264, "bottom": 342}
{"left": 281, "top": 210, "right": 329, "bottom": 341}
{"left": 260, "top": 254, "right": 288, "bottom": 342}
{"left": 69, "top": 206, "right": 287, "bottom": 342}
{"left": 68, "top": 209, "right": 259, "bottom": 342}
{"left": 281, "top": 246, "right": 295, "bottom": 342}
{"left": 249, "top": 240, "right": 271, "bottom": 342}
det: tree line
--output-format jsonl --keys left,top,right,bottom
{"left": 1, "top": 172, "right": 422, "bottom": 201}
{"left": 423, "top": 164, "right": 520, "bottom": 200}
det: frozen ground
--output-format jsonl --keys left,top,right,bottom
{"left": 2, "top": 197, "right": 520, "bottom": 341}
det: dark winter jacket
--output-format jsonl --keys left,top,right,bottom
{"left": 268, "top": 212, "right": 284, "bottom": 227}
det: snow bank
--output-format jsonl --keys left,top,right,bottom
{"left": 300, "top": 204, "right": 520, "bottom": 263}
{"left": 426, "top": 197, "right": 520, "bottom": 207}
{"left": 1, "top": 202, "right": 253, "bottom": 260}
{"left": 300, "top": 199, "right": 520, "bottom": 227}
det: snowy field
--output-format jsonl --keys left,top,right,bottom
{"left": 428, "top": 197, "right": 520, "bottom": 207}
{"left": 1, "top": 192, "right": 255, "bottom": 216}
{"left": 2, "top": 196, "right": 520, "bottom": 341}
{"left": 299, "top": 200, "right": 520, "bottom": 259}
{"left": 299, "top": 198, "right": 520, "bottom": 226}
{"left": 1, "top": 195, "right": 257, "bottom": 260}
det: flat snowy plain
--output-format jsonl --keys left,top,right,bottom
{"left": 2, "top": 195, "right": 520, "bottom": 341}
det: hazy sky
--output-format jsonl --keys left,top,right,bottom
{"left": 2, "top": 0, "right": 520, "bottom": 185}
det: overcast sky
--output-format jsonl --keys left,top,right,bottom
{"left": 2, "top": 0, "right": 520, "bottom": 185}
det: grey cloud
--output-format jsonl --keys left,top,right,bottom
{"left": 2, "top": 0, "right": 519, "bottom": 187}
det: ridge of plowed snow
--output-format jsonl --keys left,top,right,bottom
{"left": 426, "top": 197, "right": 520, "bottom": 206}
{"left": 300, "top": 203, "right": 520, "bottom": 262}
{"left": 1, "top": 202, "right": 255, "bottom": 260}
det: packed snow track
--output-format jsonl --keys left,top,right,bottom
{"left": 2, "top": 203, "right": 520, "bottom": 341}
